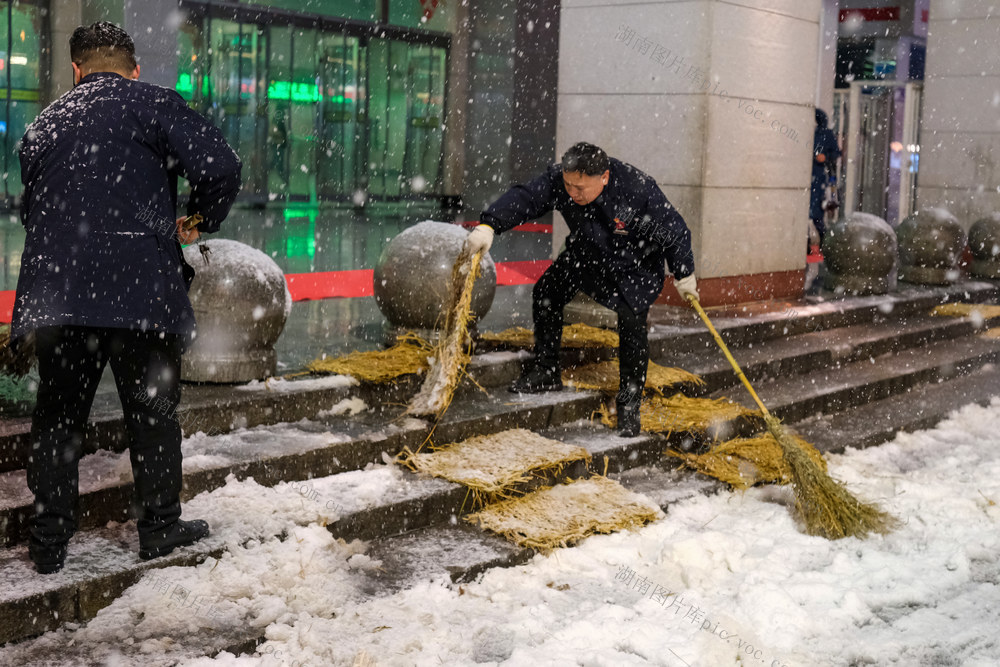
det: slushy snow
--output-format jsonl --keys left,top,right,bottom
{"left": 4, "top": 398, "right": 1000, "bottom": 666}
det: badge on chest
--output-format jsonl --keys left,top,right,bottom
{"left": 613, "top": 207, "right": 635, "bottom": 235}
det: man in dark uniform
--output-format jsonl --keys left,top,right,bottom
{"left": 464, "top": 142, "right": 697, "bottom": 437}
{"left": 810, "top": 108, "right": 841, "bottom": 249}
{"left": 14, "top": 22, "right": 242, "bottom": 573}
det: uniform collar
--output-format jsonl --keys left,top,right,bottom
{"left": 79, "top": 71, "right": 128, "bottom": 84}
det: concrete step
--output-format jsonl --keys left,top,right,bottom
{"left": 665, "top": 314, "right": 978, "bottom": 396}
{"left": 1, "top": 281, "right": 992, "bottom": 474}
{"left": 0, "top": 389, "right": 603, "bottom": 548}
{"left": 0, "top": 411, "right": 728, "bottom": 646}
{"left": 793, "top": 362, "right": 1000, "bottom": 454}
{"left": 3, "top": 282, "right": 999, "bottom": 651}
{"left": 712, "top": 331, "right": 1000, "bottom": 424}
{"left": 3, "top": 304, "right": 994, "bottom": 551}
{"left": 646, "top": 281, "right": 999, "bottom": 357}
{"left": 3, "top": 330, "right": 997, "bottom": 649}
{"left": 1, "top": 460, "right": 716, "bottom": 662}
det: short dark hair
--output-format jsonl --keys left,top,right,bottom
{"left": 70, "top": 21, "right": 137, "bottom": 72}
{"left": 561, "top": 142, "right": 610, "bottom": 176}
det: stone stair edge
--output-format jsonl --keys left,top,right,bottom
{"left": 2, "top": 281, "right": 993, "bottom": 474}
{"left": 717, "top": 330, "right": 1000, "bottom": 423}
{"left": 0, "top": 392, "right": 608, "bottom": 547}
{"left": 0, "top": 411, "right": 685, "bottom": 647}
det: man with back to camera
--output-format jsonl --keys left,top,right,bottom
{"left": 464, "top": 142, "right": 698, "bottom": 437}
{"left": 13, "top": 22, "right": 242, "bottom": 573}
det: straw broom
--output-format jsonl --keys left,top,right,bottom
{"left": 407, "top": 247, "right": 485, "bottom": 418}
{"left": 686, "top": 295, "right": 897, "bottom": 539}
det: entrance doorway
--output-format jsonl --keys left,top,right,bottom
{"left": 838, "top": 81, "right": 922, "bottom": 226}
{"left": 177, "top": 10, "right": 448, "bottom": 206}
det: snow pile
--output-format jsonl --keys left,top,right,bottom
{"left": 186, "top": 399, "right": 1000, "bottom": 666}
{"left": 5, "top": 399, "right": 1000, "bottom": 666}
{"left": 236, "top": 374, "right": 357, "bottom": 392}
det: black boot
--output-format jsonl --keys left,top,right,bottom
{"left": 509, "top": 364, "right": 563, "bottom": 393}
{"left": 29, "top": 538, "right": 67, "bottom": 574}
{"left": 139, "top": 519, "right": 210, "bottom": 560}
{"left": 616, "top": 400, "right": 642, "bottom": 437}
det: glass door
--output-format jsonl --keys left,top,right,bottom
{"left": 403, "top": 44, "right": 447, "bottom": 193}
{"left": 175, "top": 8, "right": 449, "bottom": 205}
{"left": 364, "top": 38, "right": 410, "bottom": 198}
{"left": 316, "top": 34, "right": 362, "bottom": 199}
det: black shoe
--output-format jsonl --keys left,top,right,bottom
{"left": 139, "top": 519, "right": 210, "bottom": 560}
{"left": 617, "top": 401, "right": 641, "bottom": 438}
{"left": 29, "top": 541, "right": 67, "bottom": 575}
{"left": 509, "top": 365, "right": 563, "bottom": 393}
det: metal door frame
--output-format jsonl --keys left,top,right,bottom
{"left": 844, "top": 80, "right": 922, "bottom": 224}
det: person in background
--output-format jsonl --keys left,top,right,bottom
{"left": 464, "top": 142, "right": 697, "bottom": 437}
{"left": 810, "top": 108, "right": 841, "bottom": 251}
{"left": 14, "top": 21, "right": 242, "bottom": 573}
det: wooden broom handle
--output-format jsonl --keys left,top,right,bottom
{"left": 686, "top": 295, "right": 772, "bottom": 418}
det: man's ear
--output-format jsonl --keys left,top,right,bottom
{"left": 601, "top": 170, "right": 610, "bottom": 185}
{"left": 131, "top": 64, "right": 140, "bottom": 80}
{"left": 71, "top": 61, "right": 82, "bottom": 85}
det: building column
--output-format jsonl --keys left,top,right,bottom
{"left": 122, "top": 0, "right": 179, "bottom": 90}
{"left": 557, "top": 0, "right": 820, "bottom": 306}
{"left": 48, "top": 0, "right": 83, "bottom": 102}
{"left": 49, "top": 1, "right": 177, "bottom": 98}
{"left": 917, "top": 2, "right": 1000, "bottom": 226}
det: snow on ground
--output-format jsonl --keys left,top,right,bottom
{"left": 235, "top": 374, "right": 358, "bottom": 393}
{"left": 5, "top": 399, "right": 1000, "bottom": 666}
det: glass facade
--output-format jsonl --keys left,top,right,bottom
{"left": 1, "top": 0, "right": 46, "bottom": 203}
{"left": 178, "top": 2, "right": 449, "bottom": 205}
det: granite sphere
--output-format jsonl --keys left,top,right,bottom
{"left": 181, "top": 239, "right": 291, "bottom": 383}
{"left": 374, "top": 221, "right": 497, "bottom": 330}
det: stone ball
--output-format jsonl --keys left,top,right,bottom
{"left": 823, "top": 212, "right": 897, "bottom": 295}
{"left": 374, "top": 221, "right": 497, "bottom": 330}
{"left": 181, "top": 239, "right": 291, "bottom": 383}
{"left": 968, "top": 213, "right": 1000, "bottom": 279}
{"left": 896, "top": 208, "right": 966, "bottom": 285}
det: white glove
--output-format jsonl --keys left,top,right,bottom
{"left": 674, "top": 274, "right": 699, "bottom": 302}
{"left": 464, "top": 224, "right": 495, "bottom": 255}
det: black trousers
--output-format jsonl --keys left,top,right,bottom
{"left": 532, "top": 249, "right": 649, "bottom": 407}
{"left": 27, "top": 325, "right": 185, "bottom": 551}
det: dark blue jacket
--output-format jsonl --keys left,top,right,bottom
{"left": 13, "top": 72, "right": 241, "bottom": 341}
{"left": 812, "top": 109, "right": 840, "bottom": 182}
{"left": 482, "top": 158, "right": 694, "bottom": 312}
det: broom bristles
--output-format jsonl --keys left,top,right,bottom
{"left": 764, "top": 416, "right": 898, "bottom": 539}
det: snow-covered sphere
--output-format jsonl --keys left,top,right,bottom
{"left": 374, "top": 221, "right": 497, "bottom": 330}
{"left": 968, "top": 213, "right": 1000, "bottom": 279}
{"left": 896, "top": 209, "right": 966, "bottom": 285}
{"left": 823, "top": 212, "right": 897, "bottom": 295}
{"left": 181, "top": 239, "right": 292, "bottom": 383}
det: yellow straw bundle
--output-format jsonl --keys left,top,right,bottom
{"left": 407, "top": 249, "right": 484, "bottom": 417}
{"left": 479, "top": 323, "right": 620, "bottom": 349}
{"left": 400, "top": 428, "right": 591, "bottom": 506}
{"left": 931, "top": 303, "right": 1000, "bottom": 320}
{"left": 563, "top": 360, "right": 704, "bottom": 394}
{"left": 306, "top": 334, "right": 432, "bottom": 383}
{"left": 466, "top": 476, "right": 662, "bottom": 550}
{"left": 667, "top": 431, "right": 827, "bottom": 490}
{"left": 598, "top": 393, "right": 759, "bottom": 435}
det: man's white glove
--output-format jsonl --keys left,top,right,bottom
{"left": 674, "top": 274, "right": 699, "bottom": 303}
{"left": 464, "top": 224, "right": 495, "bottom": 255}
